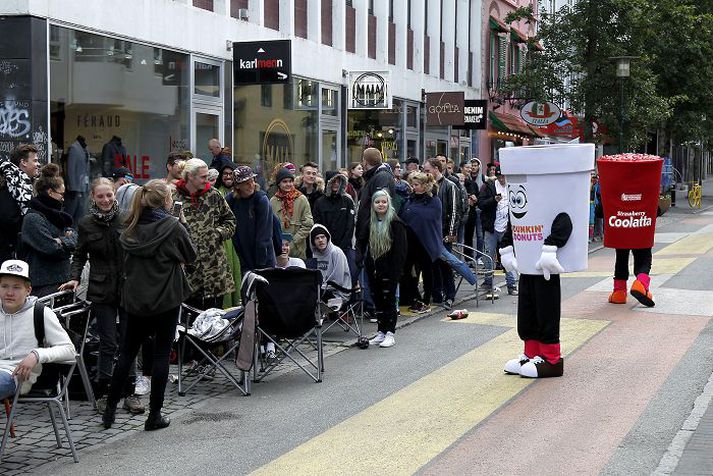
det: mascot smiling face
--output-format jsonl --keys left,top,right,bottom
{"left": 509, "top": 184, "right": 528, "bottom": 219}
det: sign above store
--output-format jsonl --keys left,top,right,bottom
{"left": 520, "top": 101, "right": 561, "bottom": 126}
{"left": 347, "top": 71, "right": 392, "bottom": 109}
{"left": 453, "top": 99, "right": 488, "bottom": 130}
{"left": 233, "top": 40, "right": 291, "bottom": 85}
{"left": 425, "top": 91, "right": 464, "bottom": 126}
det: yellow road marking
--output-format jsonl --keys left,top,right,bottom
{"left": 656, "top": 233, "right": 713, "bottom": 256}
{"left": 253, "top": 317, "right": 608, "bottom": 475}
{"left": 650, "top": 257, "right": 695, "bottom": 275}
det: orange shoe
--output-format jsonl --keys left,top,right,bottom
{"left": 608, "top": 289, "right": 628, "bottom": 304}
{"left": 630, "top": 279, "right": 655, "bottom": 307}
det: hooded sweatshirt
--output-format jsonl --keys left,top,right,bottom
{"left": 309, "top": 224, "right": 352, "bottom": 302}
{"left": 312, "top": 172, "right": 355, "bottom": 252}
{"left": 120, "top": 209, "right": 197, "bottom": 315}
{"left": 0, "top": 295, "right": 76, "bottom": 394}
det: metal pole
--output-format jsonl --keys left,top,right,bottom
{"left": 619, "top": 78, "right": 625, "bottom": 153}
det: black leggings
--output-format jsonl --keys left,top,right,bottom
{"left": 400, "top": 232, "right": 434, "bottom": 305}
{"left": 107, "top": 307, "right": 179, "bottom": 413}
{"left": 369, "top": 276, "right": 398, "bottom": 334}
{"left": 614, "top": 248, "right": 652, "bottom": 280}
{"left": 517, "top": 274, "right": 561, "bottom": 344}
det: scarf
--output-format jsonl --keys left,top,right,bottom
{"left": 89, "top": 200, "right": 119, "bottom": 222}
{"left": 175, "top": 179, "right": 211, "bottom": 208}
{"left": 138, "top": 206, "right": 169, "bottom": 224}
{"left": 29, "top": 194, "right": 73, "bottom": 230}
{"left": 274, "top": 187, "right": 302, "bottom": 229}
{"left": 0, "top": 160, "right": 34, "bottom": 216}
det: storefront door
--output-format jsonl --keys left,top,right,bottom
{"left": 194, "top": 108, "right": 221, "bottom": 161}
{"left": 321, "top": 127, "right": 339, "bottom": 172}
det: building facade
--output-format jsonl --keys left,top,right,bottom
{"left": 1, "top": 0, "right": 489, "bottom": 182}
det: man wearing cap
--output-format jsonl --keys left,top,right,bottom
{"left": 0, "top": 260, "right": 75, "bottom": 399}
{"left": 226, "top": 166, "right": 277, "bottom": 272}
{"left": 404, "top": 157, "right": 420, "bottom": 174}
{"left": 478, "top": 164, "right": 518, "bottom": 297}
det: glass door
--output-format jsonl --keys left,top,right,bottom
{"left": 193, "top": 109, "right": 221, "bottom": 162}
{"left": 321, "top": 127, "right": 339, "bottom": 172}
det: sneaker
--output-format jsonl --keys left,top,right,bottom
{"left": 608, "top": 289, "right": 627, "bottom": 304}
{"left": 507, "top": 287, "right": 518, "bottom": 296}
{"left": 95, "top": 396, "right": 107, "bottom": 414}
{"left": 483, "top": 286, "right": 500, "bottom": 299}
{"left": 144, "top": 412, "right": 170, "bottom": 431}
{"left": 519, "top": 356, "right": 564, "bottom": 378}
{"left": 122, "top": 395, "right": 146, "bottom": 414}
{"left": 369, "top": 331, "right": 386, "bottom": 346}
{"left": 442, "top": 299, "right": 453, "bottom": 310}
{"left": 265, "top": 350, "right": 278, "bottom": 366}
{"left": 379, "top": 332, "right": 395, "bottom": 348}
{"left": 504, "top": 354, "right": 529, "bottom": 375}
{"left": 408, "top": 301, "right": 429, "bottom": 313}
{"left": 135, "top": 376, "right": 151, "bottom": 396}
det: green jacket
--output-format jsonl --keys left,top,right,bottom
{"left": 270, "top": 194, "right": 313, "bottom": 259}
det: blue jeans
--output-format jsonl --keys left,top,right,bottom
{"left": 440, "top": 246, "right": 477, "bottom": 286}
{"left": 359, "top": 268, "right": 375, "bottom": 311}
{"left": 483, "top": 230, "right": 517, "bottom": 289}
{"left": 0, "top": 371, "right": 17, "bottom": 400}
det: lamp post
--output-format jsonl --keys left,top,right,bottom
{"left": 610, "top": 56, "right": 637, "bottom": 153}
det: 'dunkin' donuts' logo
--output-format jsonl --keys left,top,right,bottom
{"left": 509, "top": 184, "right": 528, "bottom": 219}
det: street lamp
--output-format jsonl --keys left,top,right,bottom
{"left": 610, "top": 56, "right": 638, "bottom": 152}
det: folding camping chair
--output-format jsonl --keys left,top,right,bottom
{"left": 176, "top": 304, "right": 250, "bottom": 396}
{"left": 321, "top": 281, "right": 365, "bottom": 339}
{"left": 451, "top": 243, "right": 496, "bottom": 306}
{"left": 249, "top": 268, "right": 324, "bottom": 384}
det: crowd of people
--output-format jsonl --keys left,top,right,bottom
{"left": 0, "top": 139, "right": 519, "bottom": 430}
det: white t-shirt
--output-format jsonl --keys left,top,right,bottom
{"left": 276, "top": 257, "right": 306, "bottom": 269}
{"left": 494, "top": 180, "right": 509, "bottom": 233}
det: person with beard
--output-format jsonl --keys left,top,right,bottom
{"left": 20, "top": 164, "right": 77, "bottom": 297}
{"left": 270, "top": 167, "right": 313, "bottom": 259}
{"left": 59, "top": 177, "right": 145, "bottom": 415}
{"left": 313, "top": 171, "right": 356, "bottom": 281}
{"left": 1, "top": 144, "right": 40, "bottom": 262}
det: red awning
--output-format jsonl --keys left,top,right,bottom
{"left": 490, "top": 110, "right": 538, "bottom": 136}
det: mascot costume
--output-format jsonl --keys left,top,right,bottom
{"left": 597, "top": 153, "right": 663, "bottom": 307}
{"left": 498, "top": 144, "right": 594, "bottom": 378}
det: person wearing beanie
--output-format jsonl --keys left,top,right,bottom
{"left": 313, "top": 171, "right": 357, "bottom": 281}
{"left": 270, "top": 168, "right": 313, "bottom": 259}
{"left": 309, "top": 224, "right": 351, "bottom": 304}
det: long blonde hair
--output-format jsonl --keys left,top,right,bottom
{"left": 369, "top": 190, "right": 395, "bottom": 260}
{"left": 124, "top": 179, "right": 172, "bottom": 235}
{"left": 408, "top": 171, "right": 436, "bottom": 196}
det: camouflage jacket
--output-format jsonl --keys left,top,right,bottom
{"left": 173, "top": 184, "right": 236, "bottom": 298}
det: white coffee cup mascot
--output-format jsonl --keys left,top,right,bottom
{"left": 497, "top": 144, "right": 594, "bottom": 378}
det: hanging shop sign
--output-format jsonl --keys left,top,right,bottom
{"left": 233, "top": 40, "right": 292, "bottom": 84}
{"left": 453, "top": 100, "right": 488, "bottom": 130}
{"left": 519, "top": 101, "right": 561, "bottom": 126}
{"left": 347, "top": 71, "right": 392, "bottom": 109}
{"left": 425, "top": 92, "right": 464, "bottom": 126}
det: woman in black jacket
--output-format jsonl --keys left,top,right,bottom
{"left": 60, "top": 177, "right": 144, "bottom": 414}
{"left": 102, "top": 179, "right": 196, "bottom": 431}
{"left": 363, "top": 190, "right": 407, "bottom": 349}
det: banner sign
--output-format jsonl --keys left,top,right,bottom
{"left": 233, "top": 40, "right": 291, "bottom": 85}
{"left": 454, "top": 100, "right": 488, "bottom": 130}
{"left": 347, "top": 71, "right": 391, "bottom": 109}
{"left": 425, "top": 92, "right": 464, "bottom": 126}
{"left": 520, "top": 101, "right": 561, "bottom": 126}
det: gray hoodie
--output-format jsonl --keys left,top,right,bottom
{"left": 0, "top": 296, "right": 76, "bottom": 394}
{"left": 309, "top": 224, "right": 352, "bottom": 302}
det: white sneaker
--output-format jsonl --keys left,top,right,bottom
{"left": 504, "top": 354, "right": 529, "bottom": 375}
{"left": 135, "top": 376, "right": 151, "bottom": 396}
{"left": 379, "top": 332, "right": 395, "bottom": 348}
{"left": 369, "top": 331, "right": 386, "bottom": 346}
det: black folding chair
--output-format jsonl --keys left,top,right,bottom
{"left": 249, "top": 268, "right": 324, "bottom": 384}
{"left": 177, "top": 304, "right": 249, "bottom": 397}
{"left": 321, "top": 281, "right": 365, "bottom": 339}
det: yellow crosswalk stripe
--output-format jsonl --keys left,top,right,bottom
{"left": 253, "top": 317, "right": 608, "bottom": 475}
{"left": 655, "top": 233, "right": 713, "bottom": 256}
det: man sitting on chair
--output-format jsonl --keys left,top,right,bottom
{"left": 0, "top": 260, "right": 75, "bottom": 400}
{"left": 308, "top": 225, "right": 352, "bottom": 309}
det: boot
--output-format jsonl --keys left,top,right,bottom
{"left": 102, "top": 399, "right": 119, "bottom": 429}
{"left": 630, "top": 273, "right": 655, "bottom": 307}
{"left": 608, "top": 279, "right": 627, "bottom": 304}
{"left": 144, "top": 411, "right": 171, "bottom": 431}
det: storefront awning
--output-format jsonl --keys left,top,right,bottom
{"left": 490, "top": 110, "right": 541, "bottom": 137}
{"left": 489, "top": 15, "right": 510, "bottom": 33}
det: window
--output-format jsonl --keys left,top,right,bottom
{"left": 321, "top": 88, "right": 338, "bottom": 116}
{"left": 264, "top": 0, "right": 280, "bottom": 30}
{"left": 368, "top": 0, "right": 374, "bottom": 15}
{"left": 295, "top": 0, "right": 308, "bottom": 38}
{"left": 194, "top": 62, "right": 220, "bottom": 97}
{"left": 261, "top": 84, "right": 272, "bottom": 107}
{"left": 322, "top": 0, "right": 333, "bottom": 46}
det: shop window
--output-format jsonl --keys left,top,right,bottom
{"left": 194, "top": 62, "right": 220, "bottom": 97}
{"left": 406, "top": 105, "right": 418, "bottom": 128}
{"left": 321, "top": 88, "right": 338, "bottom": 116}
{"left": 234, "top": 80, "right": 318, "bottom": 186}
{"left": 347, "top": 99, "right": 403, "bottom": 164}
{"left": 50, "top": 26, "right": 189, "bottom": 182}
{"left": 261, "top": 84, "right": 273, "bottom": 107}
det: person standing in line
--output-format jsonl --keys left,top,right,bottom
{"left": 102, "top": 179, "right": 196, "bottom": 431}
{"left": 275, "top": 233, "right": 306, "bottom": 269}
{"left": 173, "top": 158, "right": 236, "bottom": 310}
{"left": 364, "top": 190, "right": 408, "bottom": 348}
{"left": 21, "top": 164, "right": 77, "bottom": 297}
{"left": 215, "top": 161, "right": 241, "bottom": 308}
{"left": 64, "top": 135, "right": 91, "bottom": 224}
{"left": 207, "top": 138, "right": 224, "bottom": 170}
{"left": 348, "top": 162, "right": 365, "bottom": 201}
{"left": 464, "top": 158, "right": 486, "bottom": 260}
{"left": 59, "top": 178, "right": 144, "bottom": 415}
{"left": 270, "top": 167, "right": 313, "bottom": 260}
{"left": 296, "top": 161, "right": 324, "bottom": 211}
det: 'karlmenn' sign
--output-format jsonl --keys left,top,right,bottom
{"left": 233, "top": 40, "right": 292, "bottom": 85}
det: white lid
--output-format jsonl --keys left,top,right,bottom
{"left": 499, "top": 144, "right": 595, "bottom": 175}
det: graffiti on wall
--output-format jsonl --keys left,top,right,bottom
{"left": 0, "top": 100, "right": 32, "bottom": 139}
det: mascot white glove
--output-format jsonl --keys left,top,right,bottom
{"left": 535, "top": 245, "right": 564, "bottom": 280}
{"left": 498, "top": 246, "right": 519, "bottom": 274}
